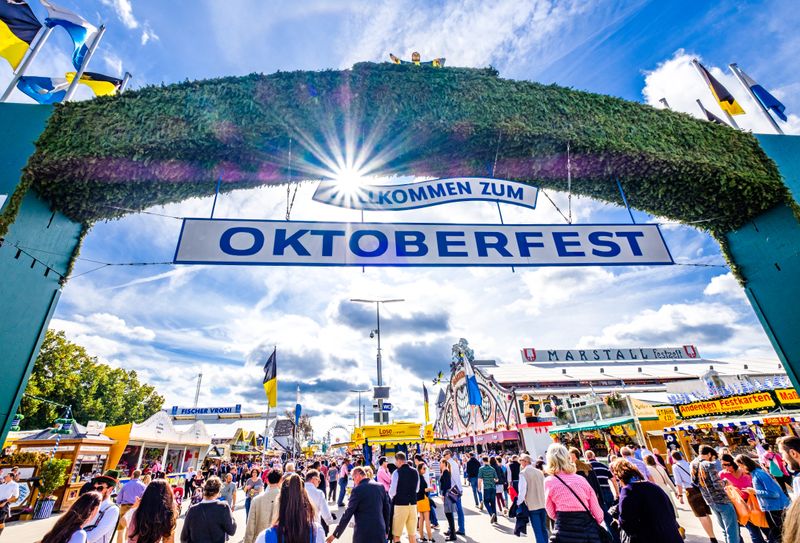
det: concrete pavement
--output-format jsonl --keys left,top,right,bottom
{"left": 3, "top": 486, "right": 719, "bottom": 542}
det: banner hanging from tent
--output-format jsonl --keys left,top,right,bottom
{"left": 311, "top": 177, "right": 539, "bottom": 211}
{"left": 173, "top": 218, "right": 673, "bottom": 267}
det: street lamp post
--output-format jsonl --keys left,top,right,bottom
{"left": 350, "top": 388, "right": 370, "bottom": 427}
{"left": 349, "top": 298, "right": 404, "bottom": 387}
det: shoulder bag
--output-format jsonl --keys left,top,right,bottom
{"left": 553, "top": 474, "right": 612, "bottom": 543}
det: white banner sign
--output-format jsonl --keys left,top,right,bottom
{"left": 521, "top": 345, "right": 700, "bottom": 363}
{"left": 312, "top": 177, "right": 539, "bottom": 211}
{"left": 174, "top": 219, "right": 673, "bottom": 267}
{"left": 170, "top": 405, "right": 242, "bottom": 416}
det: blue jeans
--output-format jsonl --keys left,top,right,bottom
{"left": 483, "top": 492, "right": 496, "bottom": 516}
{"left": 528, "top": 508, "right": 548, "bottom": 543}
{"left": 745, "top": 521, "right": 766, "bottom": 543}
{"left": 468, "top": 476, "right": 482, "bottom": 505}
{"left": 454, "top": 495, "right": 465, "bottom": 533}
{"left": 428, "top": 495, "right": 438, "bottom": 526}
{"left": 709, "top": 502, "right": 740, "bottom": 543}
{"left": 337, "top": 478, "right": 347, "bottom": 505}
{"left": 244, "top": 496, "right": 252, "bottom": 517}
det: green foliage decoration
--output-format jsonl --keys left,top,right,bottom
{"left": 38, "top": 458, "right": 71, "bottom": 498}
{"left": 21, "top": 62, "right": 787, "bottom": 244}
{"left": 20, "top": 330, "right": 165, "bottom": 429}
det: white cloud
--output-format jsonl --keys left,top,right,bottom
{"left": 102, "top": 51, "right": 124, "bottom": 76}
{"left": 141, "top": 24, "right": 159, "bottom": 46}
{"left": 642, "top": 49, "right": 800, "bottom": 135}
{"left": 100, "top": 0, "right": 139, "bottom": 29}
{"left": 703, "top": 272, "right": 746, "bottom": 301}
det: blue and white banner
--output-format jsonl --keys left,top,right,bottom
{"left": 312, "top": 177, "right": 538, "bottom": 211}
{"left": 174, "top": 219, "right": 673, "bottom": 267}
{"left": 170, "top": 405, "right": 242, "bottom": 416}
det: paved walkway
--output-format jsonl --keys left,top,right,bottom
{"left": 3, "top": 487, "right": 718, "bottom": 542}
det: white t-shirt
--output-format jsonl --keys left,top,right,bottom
{"left": 67, "top": 529, "right": 88, "bottom": 543}
{"left": 0, "top": 481, "right": 19, "bottom": 502}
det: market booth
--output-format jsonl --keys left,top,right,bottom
{"left": 14, "top": 421, "right": 114, "bottom": 511}
{"left": 104, "top": 411, "right": 211, "bottom": 477}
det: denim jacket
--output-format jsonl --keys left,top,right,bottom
{"left": 750, "top": 469, "right": 790, "bottom": 512}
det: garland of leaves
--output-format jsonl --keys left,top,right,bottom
{"left": 8, "top": 63, "right": 790, "bottom": 272}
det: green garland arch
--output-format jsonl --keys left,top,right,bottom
{"left": 6, "top": 63, "right": 792, "bottom": 265}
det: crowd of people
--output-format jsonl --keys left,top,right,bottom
{"left": 32, "top": 434, "right": 800, "bottom": 543}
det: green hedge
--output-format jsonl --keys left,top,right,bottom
{"left": 22, "top": 62, "right": 786, "bottom": 237}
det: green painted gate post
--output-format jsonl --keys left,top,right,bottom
{"left": 726, "top": 134, "right": 800, "bottom": 391}
{"left": 0, "top": 104, "right": 83, "bottom": 446}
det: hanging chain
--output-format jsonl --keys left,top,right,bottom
{"left": 285, "top": 137, "right": 298, "bottom": 220}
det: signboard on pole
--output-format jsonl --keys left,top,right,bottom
{"left": 174, "top": 219, "right": 673, "bottom": 268}
{"left": 273, "top": 419, "right": 294, "bottom": 437}
{"left": 170, "top": 405, "right": 242, "bottom": 416}
{"left": 521, "top": 345, "right": 699, "bottom": 363}
{"left": 382, "top": 402, "right": 393, "bottom": 412}
{"left": 312, "top": 177, "right": 539, "bottom": 211}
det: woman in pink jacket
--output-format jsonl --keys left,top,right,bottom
{"left": 376, "top": 456, "right": 392, "bottom": 491}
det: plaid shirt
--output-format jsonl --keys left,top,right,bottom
{"left": 693, "top": 459, "right": 730, "bottom": 505}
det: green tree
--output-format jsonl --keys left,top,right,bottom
{"left": 20, "top": 330, "right": 164, "bottom": 429}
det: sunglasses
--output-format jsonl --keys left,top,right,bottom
{"left": 721, "top": 463, "right": 732, "bottom": 467}
{"left": 93, "top": 484, "right": 108, "bottom": 491}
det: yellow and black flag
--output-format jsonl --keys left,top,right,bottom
{"left": 65, "top": 71, "right": 123, "bottom": 97}
{"left": 263, "top": 348, "right": 277, "bottom": 408}
{"left": 423, "top": 383, "right": 430, "bottom": 423}
{"left": 694, "top": 60, "right": 745, "bottom": 116}
{"left": 0, "top": 0, "right": 42, "bottom": 70}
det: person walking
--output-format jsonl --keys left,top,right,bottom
{"left": 244, "top": 468, "right": 282, "bottom": 543}
{"left": 124, "top": 479, "right": 178, "bottom": 543}
{"left": 336, "top": 461, "right": 350, "bottom": 508}
{"left": 517, "top": 453, "right": 547, "bottom": 543}
{"left": 670, "top": 451, "right": 717, "bottom": 543}
{"left": 244, "top": 468, "right": 265, "bottom": 518}
{"left": 777, "top": 436, "right": 800, "bottom": 498}
{"left": 42, "top": 491, "right": 102, "bottom": 543}
{"left": 377, "top": 457, "right": 392, "bottom": 492}
{"left": 735, "top": 454, "right": 790, "bottom": 543}
{"left": 327, "top": 464, "right": 339, "bottom": 502}
{"left": 762, "top": 444, "right": 791, "bottom": 497}
{"left": 478, "top": 456, "right": 499, "bottom": 523}
{"left": 610, "top": 459, "right": 682, "bottom": 543}
{"left": 620, "top": 447, "right": 651, "bottom": 482}
{"left": 507, "top": 455, "right": 522, "bottom": 514}
{"left": 180, "top": 476, "right": 236, "bottom": 543}
{"left": 442, "top": 449, "right": 465, "bottom": 537}
{"left": 220, "top": 473, "right": 237, "bottom": 511}
{"left": 85, "top": 471, "right": 121, "bottom": 543}
{"left": 543, "top": 443, "right": 605, "bottom": 543}
{"left": 694, "top": 446, "right": 739, "bottom": 543}
{"left": 304, "top": 470, "right": 335, "bottom": 529}
{"left": 439, "top": 459, "right": 458, "bottom": 542}
{"left": 388, "top": 452, "right": 419, "bottom": 543}
{"left": 644, "top": 454, "right": 678, "bottom": 516}
{"left": 256, "top": 473, "right": 324, "bottom": 543}
{"left": 465, "top": 453, "right": 482, "bottom": 509}
{"left": 326, "top": 466, "right": 390, "bottom": 543}
{"left": 416, "top": 463, "right": 433, "bottom": 542}
{"left": 115, "top": 470, "right": 146, "bottom": 543}
{"left": 490, "top": 457, "right": 506, "bottom": 513}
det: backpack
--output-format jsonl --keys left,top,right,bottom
{"left": 767, "top": 455, "right": 784, "bottom": 478}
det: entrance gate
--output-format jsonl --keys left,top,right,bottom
{"left": 1, "top": 63, "right": 799, "bottom": 443}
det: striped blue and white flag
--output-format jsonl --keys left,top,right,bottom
{"left": 16, "top": 75, "right": 68, "bottom": 104}
{"left": 463, "top": 361, "right": 482, "bottom": 406}
{"left": 40, "top": 0, "right": 98, "bottom": 69}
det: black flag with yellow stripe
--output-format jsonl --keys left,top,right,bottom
{"left": 694, "top": 60, "right": 745, "bottom": 116}
{"left": 0, "top": 0, "right": 42, "bottom": 69}
{"left": 65, "top": 71, "right": 123, "bottom": 97}
{"left": 263, "top": 347, "right": 277, "bottom": 408}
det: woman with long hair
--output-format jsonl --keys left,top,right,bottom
{"left": 125, "top": 479, "right": 178, "bottom": 543}
{"left": 41, "top": 491, "right": 102, "bottom": 543}
{"left": 180, "top": 476, "right": 236, "bottom": 543}
{"left": 256, "top": 473, "right": 324, "bottom": 543}
{"left": 490, "top": 456, "right": 506, "bottom": 512}
{"left": 438, "top": 459, "right": 457, "bottom": 542}
{"left": 416, "top": 463, "right": 433, "bottom": 542}
{"left": 735, "top": 454, "right": 790, "bottom": 543}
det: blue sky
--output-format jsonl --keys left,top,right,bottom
{"left": 3, "top": 0, "right": 798, "bottom": 434}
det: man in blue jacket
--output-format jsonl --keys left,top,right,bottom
{"left": 327, "top": 467, "right": 391, "bottom": 543}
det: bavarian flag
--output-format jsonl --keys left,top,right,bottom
{"left": 0, "top": 0, "right": 42, "bottom": 70}
{"left": 41, "top": 0, "right": 97, "bottom": 70}
{"left": 263, "top": 347, "right": 277, "bottom": 408}
{"left": 65, "top": 71, "right": 123, "bottom": 96}
{"left": 17, "top": 75, "right": 68, "bottom": 104}
{"left": 695, "top": 60, "right": 745, "bottom": 116}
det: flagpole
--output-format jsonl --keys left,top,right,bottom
{"left": 470, "top": 404, "right": 479, "bottom": 457}
{"left": 692, "top": 59, "right": 739, "bottom": 129}
{"left": 120, "top": 72, "right": 132, "bottom": 93}
{"left": 0, "top": 26, "right": 55, "bottom": 103}
{"left": 696, "top": 99, "right": 730, "bottom": 127}
{"left": 728, "top": 63, "right": 784, "bottom": 135}
{"left": 63, "top": 24, "right": 106, "bottom": 102}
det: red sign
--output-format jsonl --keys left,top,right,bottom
{"left": 763, "top": 416, "right": 792, "bottom": 426}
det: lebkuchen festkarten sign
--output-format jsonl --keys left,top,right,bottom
{"left": 311, "top": 177, "right": 539, "bottom": 211}
{"left": 173, "top": 219, "right": 674, "bottom": 267}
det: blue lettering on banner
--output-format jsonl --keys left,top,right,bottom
{"left": 311, "top": 177, "right": 539, "bottom": 212}
{"left": 175, "top": 219, "right": 674, "bottom": 268}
